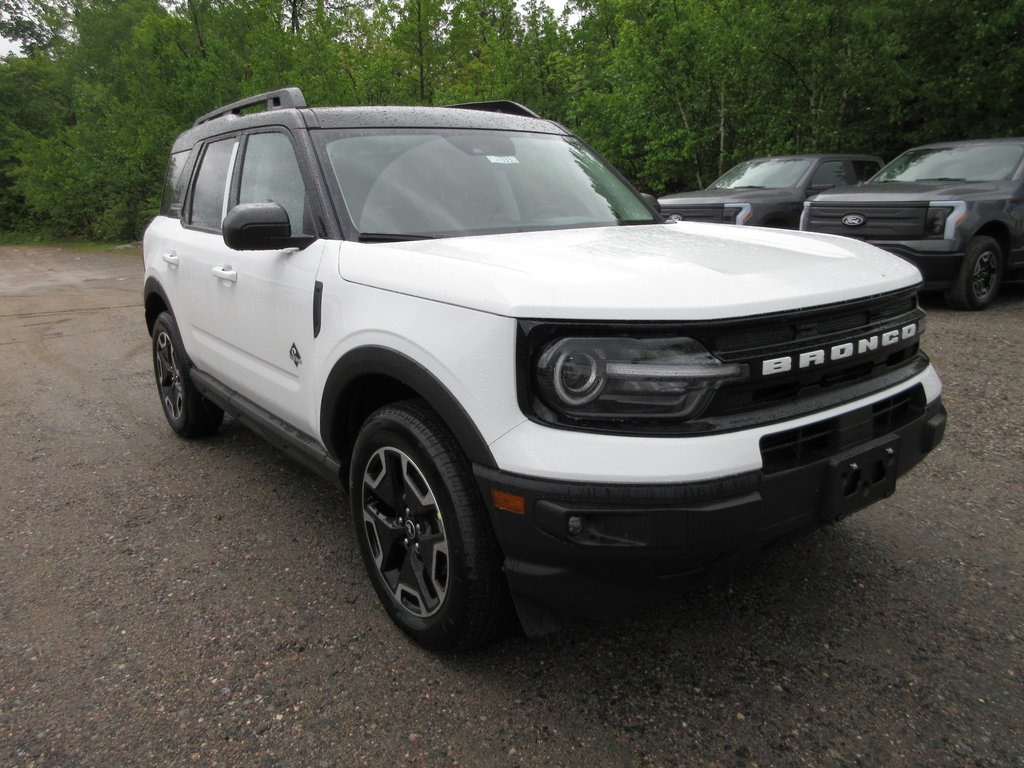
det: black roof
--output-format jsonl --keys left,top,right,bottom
{"left": 172, "top": 88, "right": 565, "bottom": 153}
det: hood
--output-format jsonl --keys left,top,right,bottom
{"left": 659, "top": 187, "right": 801, "bottom": 206}
{"left": 812, "top": 179, "right": 1017, "bottom": 203}
{"left": 337, "top": 223, "right": 921, "bottom": 321}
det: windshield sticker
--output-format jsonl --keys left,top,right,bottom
{"left": 486, "top": 155, "right": 519, "bottom": 164}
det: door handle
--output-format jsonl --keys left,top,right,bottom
{"left": 162, "top": 251, "right": 179, "bottom": 266}
{"left": 211, "top": 265, "right": 238, "bottom": 283}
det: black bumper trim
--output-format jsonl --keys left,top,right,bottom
{"left": 474, "top": 397, "right": 945, "bottom": 627}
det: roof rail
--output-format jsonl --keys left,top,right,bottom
{"left": 445, "top": 100, "right": 541, "bottom": 119}
{"left": 194, "top": 87, "right": 307, "bottom": 127}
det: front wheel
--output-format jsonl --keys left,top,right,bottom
{"left": 945, "top": 235, "right": 1003, "bottom": 310}
{"left": 350, "top": 400, "right": 510, "bottom": 651}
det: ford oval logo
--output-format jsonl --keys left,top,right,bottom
{"left": 842, "top": 214, "right": 866, "bottom": 227}
{"left": 666, "top": 214, "right": 684, "bottom": 223}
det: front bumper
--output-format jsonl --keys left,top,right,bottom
{"left": 475, "top": 389, "right": 946, "bottom": 634}
{"left": 865, "top": 239, "right": 964, "bottom": 289}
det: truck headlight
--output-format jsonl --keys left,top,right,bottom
{"left": 925, "top": 201, "right": 967, "bottom": 239}
{"left": 723, "top": 202, "right": 753, "bottom": 225}
{"left": 534, "top": 336, "right": 748, "bottom": 422}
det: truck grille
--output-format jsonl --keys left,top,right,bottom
{"left": 804, "top": 202, "right": 929, "bottom": 239}
{"left": 660, "top": 204, "right": 730, "bottom": 224}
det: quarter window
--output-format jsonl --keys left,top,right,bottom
{"left": 160, "top": 150, "right": 191, "bottom": 217}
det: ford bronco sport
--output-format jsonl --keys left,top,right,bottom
{"left": 144, "top": 88, "right": 946, "bottom": 650}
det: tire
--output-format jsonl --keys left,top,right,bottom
{"left": 945, "top": 235, "right": 1004, "bottom": 310}
{"left": 151, "top": 312, "right": 224, "bottom": 437}
{"left": 350, "top": 400, "right": 510, "bottom": 651}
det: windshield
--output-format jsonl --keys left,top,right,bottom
{"left": 317, "top": 128, "right": 655, "bottom": 239}
{"left": 873, "top": 144, "right": 1024, "bottom": 183}
{"left": 709, "top": 158, "right": 813, "bottom": 189}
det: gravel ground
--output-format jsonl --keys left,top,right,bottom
{"left": 0, "top": 244, "right": 1021, "bottom": 768}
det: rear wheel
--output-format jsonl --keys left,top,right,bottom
{"left": 945, "top": 235, "right": 1003, "bottom": 310}
{"left": 350, "top": 400, "right": 509, "bottom": 651}
{"left": 152, "top": 312, "right": 224, "bottom": 437}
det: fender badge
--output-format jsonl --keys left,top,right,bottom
{"left": 289, "top": 343, "right": 302, "bottom": 367}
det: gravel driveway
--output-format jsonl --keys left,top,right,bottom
{"left": 1, "top": 244, "right": 1021, "bottom": 767}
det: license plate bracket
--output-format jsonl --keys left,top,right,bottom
{"left": 822, "top": 435, "right": 900, "bottom": 522}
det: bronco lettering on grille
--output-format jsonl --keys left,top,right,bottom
{"left": 761, "top": 323, "right": 917, "bottom": 376}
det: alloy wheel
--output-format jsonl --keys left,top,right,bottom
{"left": 361, "top": 446, "right": 450, "bottom": 617}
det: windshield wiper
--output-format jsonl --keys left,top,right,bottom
{"left": 915, "top": 177, "right": 967, "bottom": 182}
{"left": 357, "top": 232, "right": 437, "bottom": 243}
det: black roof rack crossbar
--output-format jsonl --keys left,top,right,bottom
{"left": 194, "top": 87, "right": 307, "bottom": 126}
{"left": 445, "top": 100, "right": 541, "bottom": 119}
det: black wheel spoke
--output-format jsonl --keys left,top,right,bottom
{"left": 395, "top": 551, "right": 440, "bottom": 614}
{"left": 360, "top": 444, "right": 449, "bottom": 618}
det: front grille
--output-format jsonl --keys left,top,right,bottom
{"left": 711, "top": 291, "right": 917, "bottom": 354}
{"left": 804, "top": 202, "right": 928, "bottom": 239}
{"left": 660, "top": 204, "right": 730, "bottom": 224}
{"left": 699, "top": 288, "right": 924, "bottom": 419}
{"left": 760, "top": 386, "right": 925, "bottom": 473}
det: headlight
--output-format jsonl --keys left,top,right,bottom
{"left": 723, "top": 202, "right": 752, "bottom": 225}
{"left": 534, "top": 336, "right": 748, "bottom": 422}
{"left": 925, "top": 201, "right": 966, "bottom": 239}
{"left": 925, "top": 205, "right": 953, "bottom": 238}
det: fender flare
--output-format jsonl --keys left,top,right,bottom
{"left": 143, "top": 276, "right": 174, "bottom": 333}
{"left": 319, "top": 346, "right": 497, "bottom": 472}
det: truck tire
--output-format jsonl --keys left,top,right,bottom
{"left": 151, "top": 312, "right": 224, "bottom": 437}
{"left": 945, "top": 235, "right": 1003, "bottom": 310}
{"left": 350, "top": 399, "right": 510, "bottom": 651}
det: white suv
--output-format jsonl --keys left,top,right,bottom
{"left": 144, "top": 88, "right": 947, "bottom": 650}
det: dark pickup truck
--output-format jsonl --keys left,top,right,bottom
{"left": 801, "top": 138, "right": 1024, "bottom": 310}
{"left": 659, "top": 154, "right": 882, "bottom": 229}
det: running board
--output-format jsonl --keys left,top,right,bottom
{"left": 190, "top": 368, "right": 344, "bottom": 490}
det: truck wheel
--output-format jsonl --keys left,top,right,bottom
{"left": 350, "top": 400, "right": 509, "bottom": 651}
{"left": 945, "top": 236, "right": 1003, "bottom": 310}
{"left": 152, "top": 312, "right": 224, "bottom": 437}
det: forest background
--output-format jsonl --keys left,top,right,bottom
{"left": 1, "top": 0, "right": 1022, "bottom": 242}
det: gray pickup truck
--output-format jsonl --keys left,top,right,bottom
{"left": 801, "top": 138, "right": 1024, "bottom": 310}
{"left": 659, "top": 154, "right": 882, "bottom": 229}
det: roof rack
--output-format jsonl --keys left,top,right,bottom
{"left": 445, "top": 100, "right": 541, "bottom": 119}
{"left": 194, "top": 87, "right": 307, "bottom": 127}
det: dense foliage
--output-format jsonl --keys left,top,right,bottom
{"left": 1, "top": 0, "right": 1022, "bottom": 241}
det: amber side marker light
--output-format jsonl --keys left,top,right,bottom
{"left": 490, "top": 489, "right": 526, "bottom": 514}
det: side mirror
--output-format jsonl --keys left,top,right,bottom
{"left": 222, "top": 202, "right": 315, "bottom": 251}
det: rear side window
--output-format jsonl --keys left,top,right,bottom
{"left": 160, "top": 150, "right": 191, "bottom": 217}
{"left": 188, "top": 138, "right": 237, "bottom": 231}
{"left": 810, "top": 160, "right": 847, "bottom": 188}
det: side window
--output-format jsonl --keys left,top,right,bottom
{"left": 239, "top": 132, "right": 311, "bottom": 236}
{"left": 852, "top": 159, "right": 882, "bottom": 182}
{"left": 188, "top": 138, "right": 237, "bottom": 231}
{"left": 809, "top": 160, "right": 847, "bottom": 188}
